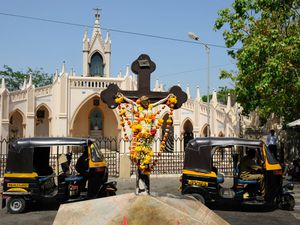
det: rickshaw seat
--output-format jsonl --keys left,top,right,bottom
{"left": 217, "top": 175, "right": 225, "bottom": 184}
{"left": 234, "top": 165, "right": 258, "bottom": 185}
{"left": 37, "top": 174, "right": 56, "bottom": 182}
{"left": 65, "top": 176, "right": 83, "bottom": 182}
{"left": 237, "top": 179, "right": 258, "bottom": 185}
{"left": 38, "top": 177, "right": 51, "bottom": 182}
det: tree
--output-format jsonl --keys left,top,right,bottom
{"left": 214, "top": 0, "right": 300, "bottom": 124}
{"left": 0, "top": 65, "right": 53, "bottom": 91}
{"left": 217, "top": 86, "right": 236, "bottom": 105}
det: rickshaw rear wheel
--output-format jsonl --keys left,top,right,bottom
{"left": 185, "top": 193, "right": 205, "bottom": 204}
{"left": 7, "top": 197, "right": 26, "bottom": 214}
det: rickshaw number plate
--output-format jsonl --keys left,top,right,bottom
{"left": 7, "top": 183, "right": 29, "bottom": 188}
{"left": 187, "top": 180, "right": 208, "bottom": 187}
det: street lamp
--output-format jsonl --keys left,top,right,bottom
{"left": 188, "top": 32, "right": 210, "bottom": 137}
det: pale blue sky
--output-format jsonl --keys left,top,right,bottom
{"left": 0, "top": 0, "right": 236, "bottom": 97}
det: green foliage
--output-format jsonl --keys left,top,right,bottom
{"left": 217, "top": 86, "right": 236, "bottom": 105}
{"left": 214, "top": 0, "right": 300, "bottom": 124}
{"left": 0, "top": 65, "right": 53, "bottom": 91}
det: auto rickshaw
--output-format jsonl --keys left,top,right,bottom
{"left": 180, "top": 137, "right": 294, "bottom": 210}
{"left": 1, "top": 137, "right": 117, "bottom": 213}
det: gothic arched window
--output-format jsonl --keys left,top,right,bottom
{"left": 90, "top": 52, "right": 104, "bottom": 77}
{"left": 90, "top": 108, "right": 103, "bottom": 130}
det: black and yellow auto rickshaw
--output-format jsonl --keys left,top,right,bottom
{"left": 180, "top": 137, "right": 294, "bottom": 210}
{"left": 1, "top": 137, "right": 117, "bottom": 213}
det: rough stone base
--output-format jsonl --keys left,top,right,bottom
{"left": 53, "top": 193, "right": 229, "bottom": 225}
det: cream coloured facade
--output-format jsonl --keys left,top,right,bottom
{"left": 0, "top": 12, "right": 255, "bottom": 150}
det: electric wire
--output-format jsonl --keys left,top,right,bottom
{"left": 156, "top": 63, "right": 235, "bottom": 78}
{"left": 0, "top": 12, "right": 237, "bottom": 50}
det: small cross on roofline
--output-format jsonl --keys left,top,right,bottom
{"left": 93, "top": 8, "right": 101, "bottom": 19}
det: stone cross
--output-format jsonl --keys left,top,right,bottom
{"left": 101, "top": 54, "right": 187, "bottom": 109}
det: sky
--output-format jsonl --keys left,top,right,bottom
{"left": 0, "top": 0, "right": 236, "bottom": 98}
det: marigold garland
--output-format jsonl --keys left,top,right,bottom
{"left": 114, "top": 94, "right": 177, "bottom": 174}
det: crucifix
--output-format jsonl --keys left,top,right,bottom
{"left": 101, "top": 54, "right": 187, "bottom": 194}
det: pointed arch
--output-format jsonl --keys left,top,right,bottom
{"left": 218, "top": 131, "right": 225, "bottom": 137}
{"left": 180, "top": 118, "right": 194, "bottom": 133}
{"left": 36, "top": 103, "right": 52, "bottom": 119}
{"left": 88, "top": 50, "right": 106, "bottom": 77}
{"left": 181, "top": 118, "right": 194, "bottom": 148}
{"left": 70, "top": 93, "right": 100, "bottom": 129}
{"left": 9, "top": 109, "right": 25, "bottom": 138}
{"left": 88, "top": 50, "right": 106, "bottom": 65}
{"left": 201, "top": 124, "right": 210, "bottom": 137}
{"left": 70, "top": 93, "right": 119, "bottom": 138}
{"left": 35, "top": 104, "right": 51, "bottom": 136}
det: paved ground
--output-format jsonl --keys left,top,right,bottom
{"left": 0, "top": 176, "right": 299, "bottom": 225}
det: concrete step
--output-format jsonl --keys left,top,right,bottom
{"left": 294, "top": 205, "right": 300, "bottom": 210}
{"left": 290, "top": 212, "right": 300, "bottom": 220}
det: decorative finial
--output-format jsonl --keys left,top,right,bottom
{"left": 1, "top": 77, "right": 6, "bottom": 89}
{"left": 83, "top": 30, "right": 88, "bottom": 42}
{"left": 105, "top": 30, "right": 111, "bottom": 43}
{"left": 125, "top": 65, "right": 130, "bottom": 77}
{"left": 21, "top": 77, "right": 27, "bottom": 90}
{"left": 186, "top": 84, "right": 191, "bottom": 99}
{"left": 159, "top": 83, "right": 164, "bottom": 91}
{"left": 196, "top": 85, "right": 202, "bottom": 102}
{"left": 61, "top": 61, "right": 66, "bottom": 74}
{"left": 117, "top": 70, "right": 122, "bottom": 78}
{"left": 211, "top": 89, "right": 217, "bottom": 103}
{"left": 154, "top": 79, "right": 159, "bottom": 91}
{"left": 53, "top": 69, "right": 58, "bottom": 82}
{"left": 226, "top": 93, "right": 232, "bottom": 111}
{"left": 28, "top": 73, "right": 32, "bottom": 87}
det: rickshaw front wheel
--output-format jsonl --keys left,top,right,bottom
{"left": 191, "top": 193, "right": 205, "bottom": 204}
{"left": 279, "top": 194, "right": 295, "bottom": 211}
{"left": 7, "top": 197, "right": 26, "bottom": 214}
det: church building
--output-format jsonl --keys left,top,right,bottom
{"left": 0, "top": 11, "right": 252, "bottom": 150}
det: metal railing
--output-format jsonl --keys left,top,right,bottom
{"left": 130, "top": 137, "right": 185, "bottom": 175}
{"left": 0, "top": 138, "right": 9, "bottom": 178}
{"left": 0, "top": 137, "right": 244, "bottom": 178}
{"left": 212, "top": 147, "right": 238, "bottom": 176}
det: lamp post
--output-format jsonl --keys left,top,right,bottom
{"left": 188, "top": 32, "right": 210, "bottom": 137}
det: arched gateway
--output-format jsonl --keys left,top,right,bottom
{"left": 70, "top": 95, "right": 119, "bottom": 138}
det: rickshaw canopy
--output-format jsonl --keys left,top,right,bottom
{"left": 6, "top": 137, "right": 92, "bottom": 174}
{"left": 184, "top": 137, "right": 264, "bottom": 173}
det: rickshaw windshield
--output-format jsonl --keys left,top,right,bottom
{"left": 6, "top": 147, "right": 34, "bottom": 173}
{"left": 90, "top": 143, "right": 105, "bottom": 162}
{"left": 265, "top": 144, "right": 278, "bottom": 164}
{"left": 184, "top": 145, "right": 212, "bottom": 173}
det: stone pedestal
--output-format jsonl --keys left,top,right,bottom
{"left": 136, "top": 169, "right": 150, "bottom": 194}
{"left": 53, "top": 193, "right": 229, "bottom": 225}
{"left": 119, "top": 154, "right": 131, "bottom": 178}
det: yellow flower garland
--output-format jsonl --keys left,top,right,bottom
{"left": 115, "top": 94, "right": 176, "bottom": 174}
